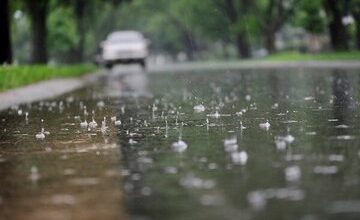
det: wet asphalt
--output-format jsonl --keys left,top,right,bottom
{"left": 1, "top": 65, "right": 360, "bottom": 220}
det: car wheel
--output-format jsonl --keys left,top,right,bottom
{"left": 139, "top": 59, "right": 146, "bottom": 70}
{"left": 104, "top": 63, "right": 113, "bottom": 70}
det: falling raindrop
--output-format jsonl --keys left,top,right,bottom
{"left": 88, "top": 110, "right": 98, "bottom": 129}
{"left": 80, "top": 119, "right": 88, "bottom": 128}
{"left": 101, "top": 117, "right": 108, "bottom": 134}
{"left": 193, "top": 104, "right": 206, "bottom": 113}
{"left": 231, "top": 151, "right": 248, "bottom": 165}
{"left": 224, "top": 137, "right": 238, "bottom": 152}
{"left": 25, "top": 112, "right": 29, "bottom": 122}
{"left": 29, "top": 166, "right": 40, "bottom": 182}
{"left": 35, "top": 128, "right": 45, "bottom": 140}
{"left": 171, "top": 139, "right": 188, "bottom": 153}
{"left": 259, "top": 120, "right": 270, "bottom": 130}
{"left": 285, "top": 166, "right": 301, "bottom": 182}
{"left": 275, "top": 138, "right": 286, "bottom": 150}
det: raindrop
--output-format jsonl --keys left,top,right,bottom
{"left": 259, "top": 120, "right": 270, "bottom": 130}
{"left": 101, "top": 117, "right": 108, "bottom": 134}
{"left": 129, "top": 138, "right": 138, "bottom": 145}
{"left": 29, "top": 166, "right": 40, "bottom": 182}
{"left": 164, "top": 166, "right": 178, "bottom": 174}
{"left": 272, "top": 103, "right": 279, "bottom": 109}
{"left": 25, "top": 112, "right": 29, "bottom": 122}
{"left": 247, "top": 191, "right": 266, "bottom": 210}
{"left": 239, "top": 121, "right": 246, "bottom": 130}
{"left": 141, "top": 187, "right": 152, "bottom": 196}
{"left": 193, "top": 104, "right": 206, "bottom": 113}
{"left": 35, "top": 128, "right": 46, "bottom": 140}
{"left": 88, "top": 110, "right": 98, "bottom": 129}
{"left": 285, "top": 166, "right": 301, "bottom": 182}
{"left": 231, "top": 151, "right": 248, "bottom": 165}
{"left": 313, "top": 165, "right": 338, "bottom": 174}
{"left": 179, "top": 174, "right": 215, "bottom": 189}
{"left": 97, "top": 101, "right": 105, "bottom": 108}
{"left": 224, "top": 137, "right": 238, "bottom": 152}
{"left": 275, "top": 138, "right": 286, "bottom": 150}
{"left": 80, "top": 119, "right": 88, "bottom": 128}
{"left": 171, "top": 140, "right": 188, "bottom": 153}
{"left": 328, "top": 154, "right": 344, "bottom": 162}
{"left": 114, "top": 119, "right": 122, "bottom": 126}
{"left": 51, "top": 194, "right": 76, "bottom": 206}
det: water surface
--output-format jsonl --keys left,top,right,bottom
{"left": 1, "top": 67, "right": 360, "bottom": 220}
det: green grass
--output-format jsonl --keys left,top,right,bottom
{"left": 0, "top": 64, "right": 96, "bottom": 92}
{"left": 264, "top": 51, "right": 360, "bottom": 61}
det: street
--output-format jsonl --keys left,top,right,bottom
{"left": 1, "top": 65, "right": 360, "bottom": 220}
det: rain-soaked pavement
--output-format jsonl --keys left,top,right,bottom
{"left": 1, "top": 66, "right": 360, "bottom": 220}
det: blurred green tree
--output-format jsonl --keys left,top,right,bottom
{"left": 255, "top": 0, "right": 296, "bottom": 54}
{"left": 323, "top": 0, "right": 349, "bottom": 51}
{"left": 26, "top": 0, "right": 49, "bottom": 64}
{"left": 351, "top": 0, "right": 360, "bottom": 49}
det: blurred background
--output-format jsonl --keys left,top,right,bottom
{"left": 1, "top": 0, "right": 360, "bottom": 65}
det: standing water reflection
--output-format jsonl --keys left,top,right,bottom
{"left": 0, "top": 67, "right": 360, "bottom": 220}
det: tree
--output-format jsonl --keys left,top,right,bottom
{"left": 351, "top": 0, "right": 360, "bottom": 49}
{"left": 295, "top": 0, "right": 325, "bottom": 34}
{"left": 0, "top": 0, "right": 12, "bottom": 64}
{"left": 26, "top": 0, "right": 49, "bottom": 64}
{"left": 256, "top": 0, "right": 295, "bottom": 54}
{"left": 323, "top": 0, "right": 349, "bottom": 51}
{"left": 221, "top": 0, "right": 252, "bottom": 58}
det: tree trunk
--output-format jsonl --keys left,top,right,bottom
{"left": 27, "top": 0, "right": 48, "bottom": 64}
{"left": 324, "top": 0, "right": 349, "bottom": 51}
{"left": 182, "top": 30, "right": 197, "bottom": 61}
{"left": 265, "top": 30, "right": 276, "bottom": 54}
{"left": 0, "top": 0, "right": 12, "bottom": 64}
{"left": 236, "top": 34, "right": 251, "bottom": 58}
{"left": 357, "top": 20, "right": 360, "bottom": 50}
{"left": 354, "top": 13, "right": 360, "bottom": 50}
{"left": 224, "top": 0, "right": 251, "bottom": 58}
{"left": 73, "top": 0, "right": 86, "bottom": 63}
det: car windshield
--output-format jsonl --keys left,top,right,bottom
{"left": 107, "top": 32, "right": 143, "bottom": 43}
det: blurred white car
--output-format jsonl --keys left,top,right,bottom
{"left": 100, "top": 31, "right": 149, "bottom": 69}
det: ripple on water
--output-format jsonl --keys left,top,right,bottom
{"left": 247, "top": 188, "right": 305, "bottom": 210}
{"left": 313, "top": 165, "right": 338, "bottom": 175}
{"left": 179, "top": 174, "right": 215, "bottom": 189}
{"left": 328, "top": 200, "right": 360, "bottom": 214}
{"left": 200, "top": 194, "right": 224, "bottom": 206}
{"left": 231, "top": 151, "right": 248, "bottom": 165}
{"left": 50, "top": 194, "right": 76, "bottom": 206}
{"left": 171, "top": 140, "right": 188, "bottom": 152}
{"left": 68, "top": 177, "right": 99, "bottom": 186}
{"left": 330, "top": 135, "right": 356, "bottom": 140}
{"left": 285, "top": 166, "right": 301, "bottom": 182}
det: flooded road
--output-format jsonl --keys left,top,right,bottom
{"left": 1, "top": 66, "right": 360, "bottom": 220}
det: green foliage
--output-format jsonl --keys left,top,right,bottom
{"left": 264, "top": 51, "right": 360, "bottom": 61}
{"left": 8, "top": 0, "right": 360, "bottom": 63}
{"left": 295, "top": 0, "right": 325, "bottom": 34}
{"left": 0, "top": 64, "right": 95, "bottom": 91}
{"left": 48, "top": 7, "right": 79, "bottom": 53}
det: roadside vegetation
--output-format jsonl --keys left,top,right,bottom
{"left": 264, "top": 51, "right": 360, "bottom": 61}
{"left": 0, "top": 64, "right": 96, "bottom": 91}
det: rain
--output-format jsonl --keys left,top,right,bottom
{"left": 1, "top": 0, "right": 360, "bottom": 219}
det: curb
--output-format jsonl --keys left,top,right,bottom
{"left": 0, "top": 70, "right": 105, "bottom": 111}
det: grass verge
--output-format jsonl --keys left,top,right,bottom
{"left": 0, "top": 64, "right": 96, "bottom": 92}
{"left": 264, "top": 51, "right": 360, "bottom": 61}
